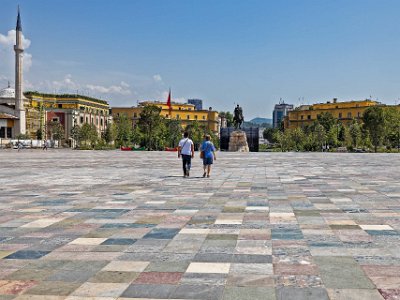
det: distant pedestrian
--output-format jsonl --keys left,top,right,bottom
{"left": 200, "top": 134, "right": 216, "bottom": 178}
{"left": 43, "top": 140, "right": 48, "bottom": 151}
{"left": 178, "top": 132, "right": 194, "bottom": 177}
{"left": 17, "top": 142, "right": 22, "bottom": 152}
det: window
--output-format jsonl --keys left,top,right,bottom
{"left": 347, "top": 112, "right": 352, "bottom": 118}
{"left": 166, "top": 114, "right": 169, "bottom": 118}
{"left": 176, "top": 115, "right": 180, "bottom": 119}
{"left": 52, "top": 117, "right": 59, "bottom": 122}
{"left": 307, "top": 115, "right": 311, "bottom": 120}
{"left": 133, "top": 113, "right": 137, "bottom": 118}
{"left": 202, "top": 116, "right": 206, "bottom": 120}
{"left": 187, "top": 115, "right": 190, "bottom": 120}
{"left": 301, "top": 115, "right": 304, "bottom": 120}
{"left": 100, "top": 119, "right": 103, "bottom": 126}
{"left": 58, "top": 104, "right": 62, "bottom": 108}
{"left": 96, "top": 118, "right": 98, "bottom": 125}
{"left": 179, "top": 107, "right": 181, "bottom": 110}
{"left": 357, "top": 112, "right": 361, "bottom": 118}
{"left": 91, "top": 117, "right": 94, "bottom": 124}
{"left": 338, "top": 112, "right": 342, "bottom": 118}
{"left": 195, "top": 115, "right": 198, "bottom": 120}
{"left": 80, "top": 116, "right": 84, "bottom": 124}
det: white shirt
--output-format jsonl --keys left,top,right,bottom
{"left": 178, "top": 138, "right": 193, "bottom": 155}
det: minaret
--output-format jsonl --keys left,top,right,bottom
{"left": 14, "top": 6, "right": 26, "bottom": 135}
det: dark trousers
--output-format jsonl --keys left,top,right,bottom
{"left": 181, "top": 154, "right": 192, "bottom": 174}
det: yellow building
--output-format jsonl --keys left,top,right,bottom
{"left": 112, "top": 101, "right": 220, "bottom": 134}
{"left": 284, "top": 98, "right": 380, "bottom": 130}
{"left": 24, "top": 92, "right": 111, "bottom": 141}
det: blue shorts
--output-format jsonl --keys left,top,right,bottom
{"left": 203, "top": 156, "right": 213, "bottom": 165}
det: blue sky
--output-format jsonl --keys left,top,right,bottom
{"left": 1, "top": 0, "right": 400, "bottom": 119}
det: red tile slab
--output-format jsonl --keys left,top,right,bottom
{"left": 134, "top": 272, "right": 183, "bottom": 284}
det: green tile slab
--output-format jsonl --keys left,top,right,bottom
{"left": 314, "top": 256, "right": 375, "bottom": 289}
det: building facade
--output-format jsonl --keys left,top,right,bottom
{"left": 273, "top": 100, "right": 293, "bottom": 128}
{"left": 24, "top": 92, "right": 111, "bottom": 142}
{"left": 112, "top": 101, "right": 220, "bottom": 134}
{"left": 284, "top": 98, "right": 380, "bottom": 130}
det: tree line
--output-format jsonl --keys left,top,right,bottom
{"left": 71, "top": 105, "right": 219, "bottom": 150}
{"left": 263, "top": 106, "right": 400, "bottom": 152}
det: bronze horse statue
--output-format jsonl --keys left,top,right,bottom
{"left": 233, "top": 104, "right": 244, "bottom": 130}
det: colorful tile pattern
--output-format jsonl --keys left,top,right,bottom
{"left": 0, "top": 150, "right": 399, "bottom": 299}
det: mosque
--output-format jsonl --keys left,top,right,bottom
{"left": 0, "top": 8, "right": 25, "bottom": 138}
{"left": 0, "top": 9, "right": 111, "bottom": 141}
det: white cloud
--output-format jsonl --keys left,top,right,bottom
{"left": 0, "top": 29, "right": 32, "bottom": 72}
{"left": 86, "top": 82, "right": 131, "bottom": 96}
{"left": 153, "top": 74, "right": 162, "bottom": 82}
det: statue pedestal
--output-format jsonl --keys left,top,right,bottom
{"left": 228, "top": 130, "right": 249, "bottom": 152}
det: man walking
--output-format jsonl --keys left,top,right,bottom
{"left": 178, "top": 132, "right": 194, "bottom": 177}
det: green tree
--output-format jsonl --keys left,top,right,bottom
{"left": 263, "top": 128, "right": 278, "bottom": 143}
{"left": 130, "top": 125, "right": 143, "bottom": 146}
{"left": 138, "top": 105, "right": 163, "bottom": 150}
{"left": 384, "top": 107, "right": 400, "bottom": 150}
{"left": 36, "top": 129, "right": 43, "bottom": 140}
{"left": 79, "top": 123, "right": 94, "bottom": 146}
{"left": 314, "top": 123, "right": 327, "bottom": 150}
{"left": 71, "top": 125, "right": 81, "bottom": 147}
{"left": 220, "top": 111, "right": 234, "bottom": 127}
{"left": 89, "top": 125, "right": 98, "bottom": 147}
{"left": 165, "top": 119, "right": 182, "bottom": 148}
{"left": 363, "top": 106, "right": 385, "bottom": 152}
{"left": 349, "top": 121, "right": 362, "bottom": 149}
{"left": 290, "top": 127, "right": 305, "bottom": 151}
{"left": 185, "top": 120, "right": 203, "bottom": 150}
{"left": 114, "top": 114, "right": 132, "bottom": 147}
{"left": 103, "top": 123, "right": 116, "bottom": 145}
{"left": 47, "top": 121, "right": 65, "bottom": 144}
{"left": 317, "top": 112, "right": 335, "bottom": 132}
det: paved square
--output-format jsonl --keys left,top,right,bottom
{"left": 0, "top": 150, "right": 399, "bottom": 299}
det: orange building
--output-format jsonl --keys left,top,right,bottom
{"left": 284, "top": 98, "right": 380, "bottom": 130}
{"left": 112, "top": 101, "right": 220, "bottom": 134}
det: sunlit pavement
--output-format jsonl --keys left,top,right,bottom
{"left": 0, "top": 149, "right": 399, "bottom": 299}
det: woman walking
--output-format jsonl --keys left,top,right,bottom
{"left": 200, "top": 134, "right": 216, "bottom": 178}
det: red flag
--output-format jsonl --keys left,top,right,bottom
{"left": 167, "top": 88, "right": 172, "bottom": 117}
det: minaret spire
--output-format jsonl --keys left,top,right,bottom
{"left": 14, "top": 5, "right": 26, "bottom": 135}
{"left": 16, "top": 6, "right": 22, "bottom": 31}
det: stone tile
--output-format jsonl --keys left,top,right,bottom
{"left": 171, "top": 284, "right": 224, "bottom": 300}
{"left": 101, "top": 238, "right": 137, "bottom": 245}
{"left": 88, "top": 271, "right": 139, "bottom": 283}
{"left": 186, "top": 262, "right": 231, "bottom": 274}
{"left": 23, "top": 281, "right": 81, "bottom": 296}
{"left": 223, "top": 286, "right": 276, "bottom": 300}
{"left": 134, "top": 272, "right": 182, "bottom": 284}
{"left": 2, "top": 151, "right": 400, "bottom": 299}
{"left": 70, "top": 282, "right": 129, "bottom": 297}
{"left": 68, "top": 238, "right": 107, "bottom": 245}
{"left": 276, "top": 287, "right": 329, "bottom": 300}
{"left": 120, "top": 283, "right": 176, "bottom": 298}
{"left": 230, "top": 263, "right": 273, "bottom": 275}
{"left": 327, "top": 288, "right": 385, "bottom": 300}
{"left": 4, "top": 250, "right": 50, "bottom": 260}
{"left": 314, "top": 256, "right": 375, "bottom": 289}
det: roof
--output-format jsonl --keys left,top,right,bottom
{"left": 0, "top": 86, "right": 15, "bottom": 99}
{"left": 0, "top": 113, "right": 18, "bottom": 119}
